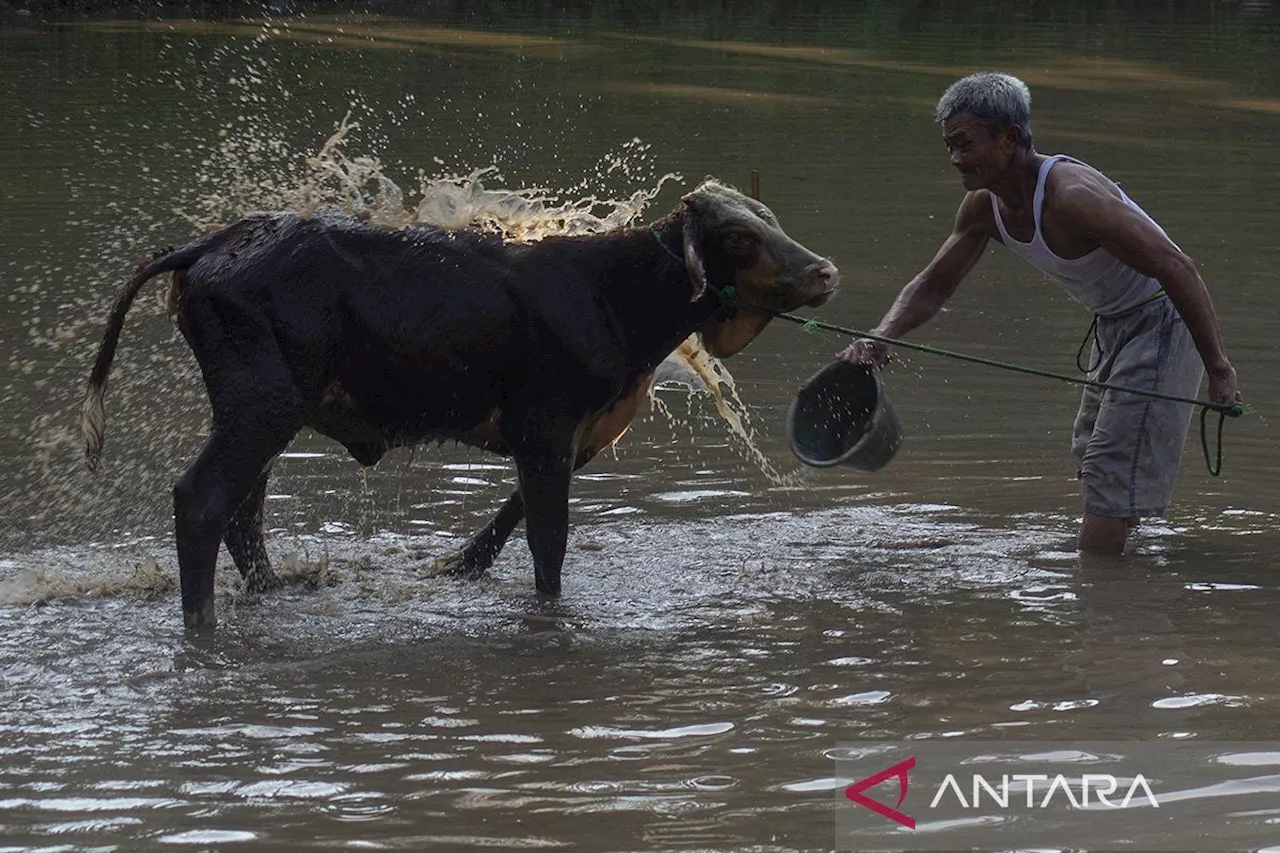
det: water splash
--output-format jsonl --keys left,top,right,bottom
{"left": 0, "top": 556, "right": 174, "bottom": 606}
{"left": 235, "top": 113, "right": 682, "bottom": 240}
{"left": 176, "top": 105, "right": 793, "bottom": 483}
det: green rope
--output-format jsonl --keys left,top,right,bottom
{"left": 651, "top": 225, "right": 683, "bottom": 262}
{"left": 1201, "top": 406, "right": 1228, "bottom": 477}
{"left": 714, "top": 285, "right": 740, "bottom": 321}
{"left": 650, "top": 215, "right": 1245, "bottom": 473}
{"left": 735, "top": 183, "right": 1244, "bottom": 476}
{"left": 769, "top": 310, "right": 1248, "bottom": 477}
{"left": 652, "top": 226, "right": 742, "bottom": 320}
{"left": 774, "top": 311, "right": 1245, "bottom": 417}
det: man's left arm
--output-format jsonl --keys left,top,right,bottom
{"left": 1056, "top": 180, "right": 1239, "bottom": 405}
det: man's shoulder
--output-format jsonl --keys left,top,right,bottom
{"left": 1044, "top": 156, "right": 1121, "bottom": 203}
{"left": 957, "top": 189, "right": 996, "bottom": 222}
{"left": 1044, "top": 159, "right": 1128, "bottom": 228}
{"left": 1042, "top": 157, "right": 1136, "bottom": 242}
{"left": 954, "top": 189, "right": 998, "bottom": 238}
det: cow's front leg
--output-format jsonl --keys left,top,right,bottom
{"left": 427, "top": 490, "right": 525, "bottom": 579}
{"left": 515, "top": 455, "right": 573, "bottom": 596}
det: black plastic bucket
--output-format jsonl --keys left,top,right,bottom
{"left": 787, "top": 361, "right": 903, "bottom": 472}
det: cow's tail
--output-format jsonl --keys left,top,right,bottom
{"left": 81, "top": 231, "right": 232, "bottom": 472}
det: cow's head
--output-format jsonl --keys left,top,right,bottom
{"left": 679, "top": 179, "right": 838, "bottom": 357}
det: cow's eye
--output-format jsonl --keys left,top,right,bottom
{"left": 723, "top": 232, "right": 755, "bottom": 255}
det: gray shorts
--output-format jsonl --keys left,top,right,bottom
{"left": 1071, "top": 297, "right": 1204, "bottom": 518}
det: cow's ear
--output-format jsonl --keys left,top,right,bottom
{"left": 680, "top": 201, "right": 708, "bottom": 302}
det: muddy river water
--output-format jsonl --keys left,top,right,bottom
{"left": 2, "top": 3, "right": 1279, "bottom": 850}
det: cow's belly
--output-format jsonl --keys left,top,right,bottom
{"left": 307, "top": 381, "right": 509, "bottom": 455}
{"left": 306, "top": 371, "right": 653, "bottom": 467}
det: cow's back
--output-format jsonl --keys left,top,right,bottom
{"left": 176, "top": 213, "right": 527, "bottom": 443}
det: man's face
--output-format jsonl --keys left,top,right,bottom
{"left": 941, "top": 112, "right": 1016, "bottom": 191}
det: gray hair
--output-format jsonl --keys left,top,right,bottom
{"left": 935, "top": 72, "right": 1034, "bottom": 151}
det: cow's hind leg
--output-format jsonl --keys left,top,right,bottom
{"left": 224, "top": 467, "right": 282, "bottom": 592}
{"left": 175, "top": 423, "right": 299, "bottom": 630}
{"left": 427, "top": 490, "right": 525, "bottom": 579}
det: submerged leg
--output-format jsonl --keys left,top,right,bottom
{"left": 1079, "top": 512, "right": 1133, "bottom": 556}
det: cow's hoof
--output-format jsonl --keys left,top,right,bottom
{"left": 425, "top": 549, "right": 489, "bottom": 580}
{"left": 183, "top": 604, "right": 216, "bottom": 631}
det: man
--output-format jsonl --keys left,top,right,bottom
{"left": 839, "top": 72, "right": 1239, "bottom": 555}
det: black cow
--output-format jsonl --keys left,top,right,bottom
{"left": 81, "top": 179, "right": 838, "bottom": 629}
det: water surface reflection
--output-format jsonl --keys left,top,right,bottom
{"left": 2, "top": 3, "right": 1279, "bottom": 850}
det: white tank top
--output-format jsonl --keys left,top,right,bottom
{"left": 990, "top": 154, "right": 1167, "bottom": 316}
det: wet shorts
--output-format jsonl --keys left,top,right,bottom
{"left": 1070, "top": 296, "right": 1204, "bottom": 518}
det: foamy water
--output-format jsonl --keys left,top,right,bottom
{"left": 5, "top": 11, "right": 1280, "bottom": 853}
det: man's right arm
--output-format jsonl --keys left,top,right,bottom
{"left": 839, "top": 191, "right": 993, "bottom": 366}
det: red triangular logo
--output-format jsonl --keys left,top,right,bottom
{"left": 844, "top": 756, "right": 916, "bottom": 829}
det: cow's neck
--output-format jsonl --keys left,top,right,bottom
{"left": 581, "top": 213, "right": 722, "bottom": 368}
{"left": 630, "top": 214, "right": 776, "bottom": 360}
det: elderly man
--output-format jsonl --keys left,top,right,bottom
{"left": 840, "top": 72, "right": 1239, "bottom": 554}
